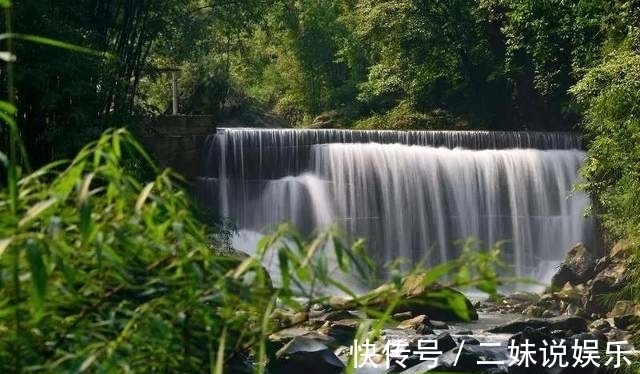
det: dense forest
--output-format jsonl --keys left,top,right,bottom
{"left": 4, "top": 0, "right": 637, "bottom": 163}
{"left": 2, "top": 0, "right": 640, "bottom": 373}
{"left": 6, "top": 0, "right": 640, "bottom": 243}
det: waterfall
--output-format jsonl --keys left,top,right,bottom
{"left": 197, "top": 128, "right": 598, "bottom": 282}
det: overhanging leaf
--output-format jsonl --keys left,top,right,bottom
{"left": 0, "top": 33, "right": 106, "bottom": 57}
{"left": 19, "top": 198, "right": 58, "bottom": 227}
{"left": 0, "top": 238, "right": 12, "bottom": 257}
{"left": 135, "top": 182, "right": 155, "bottom": 212}
{"left": 77, "top": 354, "right": 97, "bottom": 372}
{"left": 447, "top": 292, "right": 471, "bottom": 322}
{"left": 0, "top": 101, "right": 16, "bottom": 115}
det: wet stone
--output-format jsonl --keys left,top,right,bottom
{"left": 393, "top": 311, "right": 414, "bottom": 321}
{"left": 457, "top": 336, "right": 480, "bottom": 345}
{"left": 429, "top": 320, "right": 450, "bottom": 330}
{"left": 487, "top": 316, "right": 587, "bottom": 334}
{"left": 269, "top": 336, "right": 344, "bottom": 374}
{"left": 317, "top": 310, "right": 358, "bottom": 322}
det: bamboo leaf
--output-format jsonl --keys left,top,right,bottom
{"left": 120, "top": 131, "right": 158, "bottom": 173}
{"left": 214, "top": 325, "right": 227, "bottom": 374}
{"left": 19, "top": 198, "right": 57, "bottom": 227}
{"left": 332, "top": 236, "right": 347, "bottom": 271}
{"left": 135, "top": 182, "right": 154, "bottom": 213}
{"left": 77, "top": 173, "right": 94, "bottom": 206}
{"left": 0, "top": 111, "right": 14, "bottom": 128}
{"left": 112, "top": 130, "right": 121, "bottom": 158}
{"left": 278, "top": 248, "right": 290, "bottom": 290}
{"left": 0, "top": 33, "right": 105, "bottom": 57}
{"left": 256, "top": 234, "right": 275, "bottom": 257}
{"left": 232, "top": 257, "right": 255, "bottom": 279}
{"left": 0, "top": 100, "right": 16, "bottom": 115}
{"left": 0, "top": 238, "right": 12, "bottom": 257}
{"left": 19, "top": 159, "right": 66, "bottom": 186}
{"left": 77, "top": 354, "right": 97, "bottom": 373}
{"left": 421, "top": 262, "right": 457, "bottom": 285}
{"left": 447, "top": 292, "right": 471, "bottom": 322}
{"left": 256, "top": 295, "right": 278, "bottom": 374}
{"left": 26, "top": 239, "right": 48, "bottom": 311}
{"left": 0, "top": 103, "right": 29, "bottom": 170}
{"left": 53, "top": 161, "right": 85, "bottom": 198}
{"left": 454, "top": 265, "right": 471, "bottom": 286}
{"left": 80, "top": 202, "right": 93, "bottom": 244}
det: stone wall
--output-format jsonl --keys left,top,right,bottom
{"left": 139, "top": 115, "right": 215, "bottom": 182}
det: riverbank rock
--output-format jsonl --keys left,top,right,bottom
{"left": 270, "top": 308, "right": 308, "bottom": 329}
{"left": 398, "top": 345, "right": 509, "bottom": 374}
{"left": 393, "top": 311, "right": 414, "bottom": 321}
{"left": 609, "top": 300, "right": 640, "bottom": 329}
{"left": 315, "top": 310, "right": 358, "bottom": 322}
{"left": 430, "top": 320, "right": 450, "bottom": 329}
{"left": 477, "top": 292, "right": 541, "bottom": 314}
{"left": 551, "top": 243, "right": 596, "bottom": 288}
{"left": 268, "top": 336, "right": 344, "bottom": 374}
{"left": 589, "top": 318, "right": 612, "bottom": 333}
{"left": 317, "top": 319, "right": 359, "bottom": 345}
{"left": 487, "top": 315, "right": 588, "bottom": 334}
{"left": 531, "top": 240, "right": 637, "bottom": 320}
{"left": 434, "top": 332, "right": 458, "bottom": 353}
{"left": 520, "top": 282, "right": 586, "bottom": 318}
{"left": 523, "top": 305, "right": 545, "bottom": 318}
{"left": 397, "top": 314, "right": 434, "bottom": 334}
{"left": 583, "top": 241, "right": 632, "bottom": 316}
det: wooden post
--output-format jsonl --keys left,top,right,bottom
{"left": 171, "top": 70, "right": 178, "bottom": 115}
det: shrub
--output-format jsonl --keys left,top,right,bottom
{"left": 353, "top": 101, "right": 468, "bottom": 130}
{"left": 0, "top": 126, "right": 379, "bottom": 372}
{"left": 570, "top": 51, "right": 640, "bottom": 242}
{"left": 0, "top": 129, "right": 253, "bottom": 372}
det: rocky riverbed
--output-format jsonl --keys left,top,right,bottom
{"left": 247, "top": 241, "right": 640, "bottom": 374}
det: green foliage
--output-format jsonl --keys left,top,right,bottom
{"left": 1, "top": 129, "right": 223, "bottom": 372}
{"left": 0, "top": 126, "right": 381, "bottom": 372}
{"left": 224, "top": 0, "right": 356, "bottom": 124}
{"left": 139, "top": 0, "right": 273, "bottom": 117}
{"left": 568, "top": 13, "right": 640, "bottom": 331}
{"left": 0, "top": 126, "right": 503, "bottom": 371}
{"left": 4, "top": 0, "right": 204, "bottom": 165}
{"left": 571, "top": 51, "right": 640, "bottom": 241}
{"left": 0, "top": 9, "right": 507, "bottom": 372}
{"left": 347, "top": 0, "right": 477, "bottom": 108}
{"left": 200, "top": 0, "right": 619, "bottom": 130}
{"left": 12, "top": 0, "right": 639, "bottom": 141}
{"left": 353, "top": 101, "right": 468, "bottom": 130}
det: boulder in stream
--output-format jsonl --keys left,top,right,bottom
{"left": 397, "top": 314, "right": 434, "bottom": 334}
{"left": 487, "top": 315, "right": 588, "bottom": 334}
{"left": 582, "top": 241, "right": 632, "bottom": 316}
{"left": 268, "top": 336, "right": 344, "bottom": 374}
{"left": 550, "top": 243, "right": 596, "bottom": 288}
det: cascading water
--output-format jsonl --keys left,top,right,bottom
{"left": 197, "top": 128, "right": 598, "bottom": 284}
